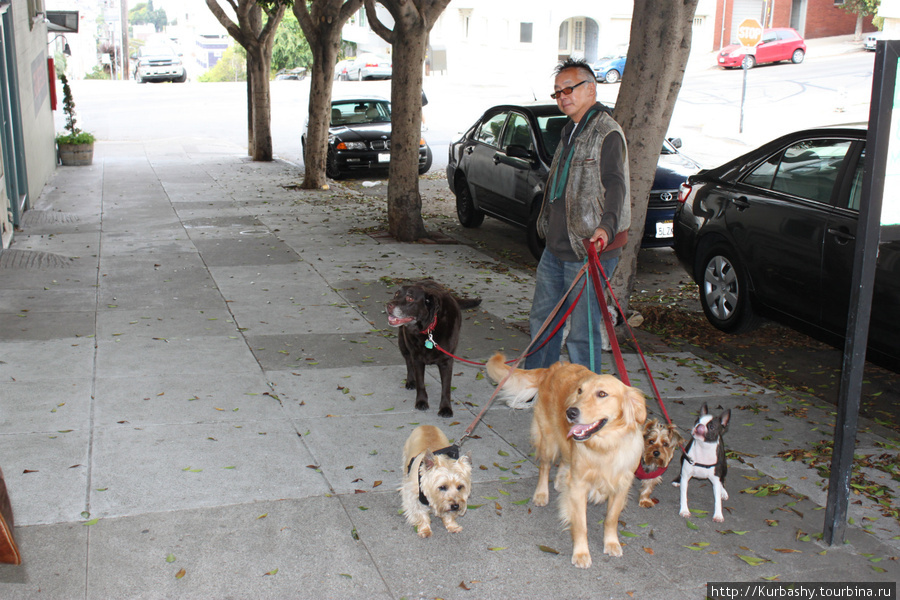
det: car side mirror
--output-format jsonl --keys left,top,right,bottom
{"left": 667, "top": 137, "right": 683, "bottom": 149}
{"left": 506, "top": 144, "right": 534, "bottom": 161}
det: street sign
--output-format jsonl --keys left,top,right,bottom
{"left": 737, "top": 18, "right": 763, "bottom": 48}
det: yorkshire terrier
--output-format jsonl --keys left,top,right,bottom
{"left": 400, "top": 425, "right": 472, "bottom": 538}
{"left": 637, "top": 418, "right": 683, "bottom": 508}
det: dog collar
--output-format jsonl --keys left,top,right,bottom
{"left": 635, "top": 463, "right": 668, "bottom": 480}
{"left": 420, "top": 314, "right": 438, "bottom": 336}
{"left": 407, "top": 445, "right": 460, "bottom": 506}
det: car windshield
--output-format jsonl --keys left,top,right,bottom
{"left": 141, "top": 46, "right": 175, "bottom": 57}
{"left": 331, "top": 101, "right": 391, "bottom": 126}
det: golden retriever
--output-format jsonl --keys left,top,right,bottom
{"left": 487, "top": 354, "right": 647, "bottom": 568}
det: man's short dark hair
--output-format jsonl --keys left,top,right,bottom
{"left": 554, "top": 57, "right": 597, "bottom": 83}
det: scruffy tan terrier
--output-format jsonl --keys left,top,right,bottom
{"left": 400, "top": 425, "right": 472, "bottom": 538}
{"left": 637, "top": 419, "right": 683, "bottom": 507}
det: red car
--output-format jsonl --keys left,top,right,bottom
{"left": 718, "top": 27, "right": 806, "bottom": 68}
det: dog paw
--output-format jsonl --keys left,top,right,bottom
{"left": 639, "top": 498, "right": 655, "bottom": 508}
{"left": 416, "top": 526, "right": 433, "bottom": 538}
{"left": 603, "top": 541, "right": 623, "bottom": 557}
{"left": 445, "top": 522, "right": 462, "bottom": 534}
{"left": 405, "top": 380, "right": 416, "bottom": 390}
{"left": 533, "top": 492, "right": 549, "bottom": 507}
{"left": 680, "top": 509, "right": 690, "bottom": 518}
{"left": 414, "top": 401, "right": 429, "bottom": 411}
{"left": 721, "top": 490, "right": 729, "bottom": 501}
{"left": 437, "top": 406, "right": 453, "bottom": 418}
{"left": 571, "top": 552, "right": 592, "bottom": 569}
{"left": 713, "top": 514, "right": 724, "bottom": 523}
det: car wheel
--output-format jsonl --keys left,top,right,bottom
{"left": 135, "top": 72, "right": 144, "bottom": 84}
{"left": 174, "top": 71, "right": 187, "bottom": 83}
{"left": 698, "top": 243, "right": 760, "bottom": 334}
{"left": 605, "top": 69, "right": 620, "bottom": 84}
{"left": 791, "top": 49, "right": 805, "bottom": 64}
{"left": 418, "top": 146, "right": 433, "bottom": 175}
{"left": 455, "top": 176, "right": 485, "bottom": 228}
{"left": 326, "top": 147, "right": 342, "bottom": 180}
{"left": 742, "top": 55, "right": 756, "bottom": 69}
{"left": 526, "top": 200, "right": 545, "bottom": 260}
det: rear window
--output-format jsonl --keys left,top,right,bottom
{"left": 742, "top": 139, "right": 852, "bottom": 205}
{"left": 538, "top": 116, "right": 568, "bottom": 154}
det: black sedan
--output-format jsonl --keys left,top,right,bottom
{"left": 301, "top": 96, "right": 432, "bottom": 179}
{"left": 673, "top": 128, "right": 900, "bottom": 370}
{"left": 447, "top": 103, "right": 701, "bottom": 259}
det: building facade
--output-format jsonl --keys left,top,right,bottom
{"left": 0, "top": 0, "right": 57, "bottom": 248}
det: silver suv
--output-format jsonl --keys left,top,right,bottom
{"left": 134, "top": 45, "right": 186, "bottom": 83}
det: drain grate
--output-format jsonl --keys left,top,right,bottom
{"left": 0, "top": 249, "right": 76, "bottom": 269}
{"left": 21, "top": 210, "right": 81, "bottom": 225}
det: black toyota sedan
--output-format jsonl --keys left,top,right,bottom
{"left": 673, "top": 127, "right": 900, "bottom": 370}
{"left": 301, "top": 96, "right": 432, "bottom": 179}
{"left": 447, "top": 103, "right": 702, "bottom": 259}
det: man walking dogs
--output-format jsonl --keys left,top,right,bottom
{"left": 525, "top": 58, "right": 630, "bottom": 373}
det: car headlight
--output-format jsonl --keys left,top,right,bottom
{"left": 728, "top": 50, "right": 744, "bottom": 58}
{"left": 336, "top": 141, "right": 366, "bottom": 150}
{"left": 419, "top": 138, "right": 426, "bottom": 147}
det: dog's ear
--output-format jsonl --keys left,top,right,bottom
{"left": 719, "top": 409, "right": 731, "bottom": 430}
{"left": 700, "top": 402, "right": 709, "bottom": 416}
{"left": 625, "top": 385, "right": 647, "bottom": 425}
{"left": 669, "top": 424, "right": 686, "bottom": 445}
{"left": 422, "top": 450, "right": 436, "bottom": 471}
{"left": 459, "top": 452, "right": 472, "bottom": 468}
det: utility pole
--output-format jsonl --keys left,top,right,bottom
{"left": 120, "top": 0, "right": 129, "bottom": 80}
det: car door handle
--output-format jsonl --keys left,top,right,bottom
{"left": 492, "top": 153, "right": 502, "bottom": 165}
{"left": 731, "top": 196, "right": 750, "bottom": 210}
{"left": 827, "top": 227, "right": 855, "bottom": 243}
{"left": 465, "top": 146, "right": 474, "bottom": 155}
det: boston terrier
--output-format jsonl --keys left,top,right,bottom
{"left": 675, "top": 403, "right": 731, "bottom": 522}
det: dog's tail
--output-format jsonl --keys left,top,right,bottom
{"left": 486, "top": 353, "right": 540, "bottom": 409}
{"left": 456, "top": 297, "right": 482, "bottom": 311}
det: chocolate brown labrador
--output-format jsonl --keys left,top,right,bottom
{"left": 385, "top": 281, "right": 481, "bottom": 417}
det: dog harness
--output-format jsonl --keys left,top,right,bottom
{"left": 407, "top": 444, "right": 460, "bottom": 506}
{"left": 634, "top": 464, "right": 668, "bottom": 480}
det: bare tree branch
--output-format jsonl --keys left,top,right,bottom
{"left": 364, "top": 0, "right": 395, "bottom": 44}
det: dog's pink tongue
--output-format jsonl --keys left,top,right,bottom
{"left": 567, "top": 424, "right": 592, "bottom": 439}
{"left": 387, "top": 315, "right": 414, "bottom": 326}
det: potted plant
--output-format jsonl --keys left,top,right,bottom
{"left": 55, "top": 74, "right": 95, "bottom": 166}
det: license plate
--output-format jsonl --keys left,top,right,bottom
{"left": 656, "top": 220, "right": 674, "bottom": 238}
{"left": 378, "top": 153, "right": 390, "bottom": 163}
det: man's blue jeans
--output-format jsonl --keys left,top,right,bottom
{"left": 525, "top": 250, "right": 619, "bottom": 373}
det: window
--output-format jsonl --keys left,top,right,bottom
{"left": 574, "top": 20, "right": 584, "bottom": 52}
{"left": 27, "top": 0, "right": 45, "bottom": 29}
{"left": 558, "top": 22, "right": 568, "bottom": 51}
{"left": 848, "top": 148, "right": 865, "bottom": 211}
{"left": 500, "top": 113, "right": 534, "bottom": 152}
{"left": 539, "top": 116, "right": 568, "bottom": 154}
{"left": 475, "top": 113, "right": 508, "bottom": 147}
{"left": 520, "top": 22, "right": 533, "bottom": 44}
{"left": 743, "top": 139, "right": 852, "bottom": 204}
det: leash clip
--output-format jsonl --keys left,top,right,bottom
{"left": 424, "top": 333, "right": 435, "bottom": 349}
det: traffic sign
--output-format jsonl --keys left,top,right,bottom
{"left": 737, "top": 18, "right": 763, "bottom": 48}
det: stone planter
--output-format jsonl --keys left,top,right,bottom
{"left": 57, "top": 142, "right": 94, "bottom": 166}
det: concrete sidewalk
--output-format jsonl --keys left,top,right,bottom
{"left": 0, "top": 139, "right": 897, "bottom": 599}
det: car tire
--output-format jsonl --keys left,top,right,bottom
{"left": 605, "top": 69, "right": 620, "bottom": 84}
{"left": 418, "top": 146, "right": 433, "bottom": 175}
{"left": 326, "top": 147, "right": 342, "bottom": 180}
{"left": 526, "top": 200, "right": 545, "bottom": 260}
{"left": 698, "top": 243, "right": 760, "bottom": 334}
{"left": 455, "top": 176, "right": 485, "bottom": 228}
{"left": 742, "top": 55, "right": 756, "bottom": 69}
{"left": 174, "top": 71, "right": 187, "bottom": 83}
{"left": 791, "top": 49, "right": 805, "bottom": 64}
{"left": 135, "top": 72, "right": 144, "bottom": 84}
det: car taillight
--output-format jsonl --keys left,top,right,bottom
{"left": 678, "top": 182, "right": 692, "bottom": 203}
{"left": 366, "top": 61, "right": 379, "bottom": 67}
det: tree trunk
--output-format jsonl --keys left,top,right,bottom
{"left": 302, "top": 37, "right": 340, "bottom": 189}
{"left": 855, "top": 14, "right": 864, "bottom": 41}
{"left": 247, "top": 49, "right": 274, "bottom": 161}
{"left": 386, "top": 27, "right": 428, "bottom": 241}
{"left": 611, "top": 0, "right": 700, "bottom": 314}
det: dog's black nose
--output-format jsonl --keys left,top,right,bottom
{"left": 653, "top": 450, "right": 660, "bottom": 457}
{"left": 566, "top": 407, "right": 579, "bottom": 422}
{"left": 450, "top": 503, "right": 459, "bottom": 511}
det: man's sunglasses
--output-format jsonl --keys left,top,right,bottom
{"left": 550, "top": 80, "right": 589, "bottom": 100}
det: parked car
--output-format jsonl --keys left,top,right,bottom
{"left": 275, "top": 67, "right": 307, "bottom": 81}
{"left": 346, "top": 53, "right": 392, "bottom": 81}
{"left": 133, "top": 45, "right": 186, "bottom": 83}
{"left": 301, "top": 96, "right": 432, "bottom": 179}
{"left": 334, "top": 58, "right": 354, "bottom": 81}
{"left": 447, "top": 103, "right": 702, "bottom": 259}
{"left": 673, "top": 127, "right": 900, "bottom": 370}
{"left": 717, "top": 27, "right": 806, "bottom": 68}
{"left": 592, "top": 52, "right": 627, "bottom": 84}
{"left": 865, "top": 31, "right": 884, "bottom": 51}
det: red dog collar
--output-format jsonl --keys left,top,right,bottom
{"left": 634, "top": 463, "right": 668, "bottom": 480}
